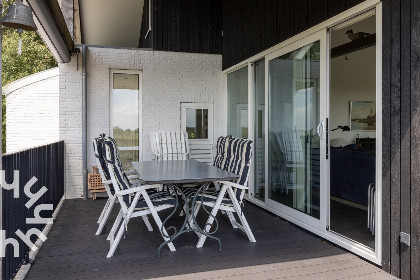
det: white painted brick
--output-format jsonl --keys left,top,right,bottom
{"left": 4, "top": 68, "right": 59, "bottom": 153}
{"left": 60, "top": 48, "right": 223, "bottom": 198}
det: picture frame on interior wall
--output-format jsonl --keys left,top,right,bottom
{"left": 349, "top": 101, "right": 376, "bottom": 131}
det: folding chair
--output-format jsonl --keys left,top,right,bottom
{"left": 150, "top": 131, "right": 190, "bottom": 160}
{"left": 192, "top": 136, "right": 256, "bottom": 248}
{"left": 93, "top": 135, "right": 149, "bottom": 236}
{"left": 150, "top": 131, "right": 196, "bottom": 210}
{"left": 103, "top": 137, "right": 178, "bottom": 257}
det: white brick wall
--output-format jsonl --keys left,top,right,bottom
{"left": 4, "top": 68, "right": 59, "bottom": 153}
{"left": 60, "top": 48, "right": 223, "bottom": 198}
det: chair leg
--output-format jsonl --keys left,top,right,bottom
{"left": 227, "top": 187, "right": 256, "bottom": 243}
{"left": 226, "top": 211, "right": 239, "bottom": 229}
{"left": 107, "top": 210, "right": 122, "bottom": 241}
{"left": 188, "top": 203, "right": 201, "bottom": 237}
{"left": 142, "top": 193, "right": 176, "bottom": 251}
{"left": 98, "top": 198, "right": 110, "bottom": 223}
{"left": 142, "top": 216, "right": 153, "bottom": 231}
{"left": 107, "top": 219, "right": 126, "bottom": 258}
{"left": 196, "top": 186, "right": 228, "bottom": 248}
{"left": 196, "top": 205, "right": 220, "bottom": 248}
{"left": 96, "top": 196, "right": 116, "bottom": 235}
{"left": 149, "top": 211, "right": 176, "bottom": 251}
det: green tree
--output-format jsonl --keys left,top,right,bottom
{"left": 2, "top": 0, "right": 57, "bottom": 153}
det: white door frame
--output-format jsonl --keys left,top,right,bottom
{"left": 109, "top": 69, "right": 143, "bottom": 161}
{"left": 264, "top": 29, "right": 328, "bottom": 231}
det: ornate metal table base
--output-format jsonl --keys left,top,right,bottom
{"left": 157, "top": 182, "right": 222, "bottom": 257}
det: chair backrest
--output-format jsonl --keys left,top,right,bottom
{"left": 150, "top": 131, "right": 190, "bottom": 160}
{"left": 213, "top": 135, "right": 231, "bottom": 169}
{"left": 102, "top": 137, "right": 131, "bottom": 191}
{"left": 92, "top": 135, "right": 115, "bottom": 195}
{"left": 214, "top": 136, "right": 253, "bottom": 202}
{"left": 93, "top": 136, "right": 110, "bottom": 180}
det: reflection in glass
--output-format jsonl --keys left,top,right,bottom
{"left": 254, "top": 59, "right": 265, "bottom": 200}
{"left": 186, "top": 108, "right": 209, "bottom": 139}
{"left": 227, "top": 66, "right": 248, "bottom": 138}
{"left": 268, "top": 41, "right": 320, "bottom": 219}
{"left": 111, "top": 73, "right": 140, "bottom": 170}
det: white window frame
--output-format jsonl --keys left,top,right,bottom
{"left": 109, "top": 69, "right": 143, "bottom": 161}
{"left": 181, "top": 103, "right": 214, "bottom": 145}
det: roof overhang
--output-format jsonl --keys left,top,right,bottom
{"left": 79, "top": 0, "right": 144, "bottom": 47}
{"left": 26, "top": 0, "right": 74, "bottom": 63}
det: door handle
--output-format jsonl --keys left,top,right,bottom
{"left": 317, "top": 120, "right": 324, "bottom": 140}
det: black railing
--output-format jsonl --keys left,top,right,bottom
{"left": 1, "top": 141, "right": 64, "bottom": 280}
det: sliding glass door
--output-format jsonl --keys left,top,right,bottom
{"left": 225, "top": 6, "right": 381, "bottom": 263}
{"left": 265, "top": 30, "right": 327, "bottom": 228}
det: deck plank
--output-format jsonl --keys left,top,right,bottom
{"left": 25, "top": 199, "right": 395, "bottom": 280}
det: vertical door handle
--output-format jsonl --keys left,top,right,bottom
{"left": 317, "top": 120, "right": 324, "bottom": 140}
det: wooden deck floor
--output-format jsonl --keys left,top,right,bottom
{"left": 25, "top": 199, "right": 396, "bottom": 280}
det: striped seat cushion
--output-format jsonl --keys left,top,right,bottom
{"left": 195, "top": 193, "right": 233, "bottom": 206}
{"left": 181, "top": 185, "right": 219, "bottom": 199}
{"left": 103, "top": 137, "right": 131, "bottom": 191}
{"left": 93, "top": 135, "right": 115, "bottom": 194}
{"left": 225, "top": 137, "right": 253, "bottom": 202}
{"left": 213, "top": 135, "right": 231, "bottom": 169}
{"left": 179, "top": 185, "right": 201, "bottom": 198}
{"left": 123, "top": 191, "right": 177, "bottom": 210}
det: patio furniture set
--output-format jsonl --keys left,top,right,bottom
{"left": 92, "top": 131, "right": 256, "bottom": 257}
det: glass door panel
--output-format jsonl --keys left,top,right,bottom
{"left": 254, "top": 59, "right": 265, "bottom": 200}
{"left": 227, "top": 66, "right": 249, "bottom": 138}
{"left": 267, "top": 40, "right": 322, "bottom": 220}
{"left": 110, "top": 71, "right": 141, "bottom": 170}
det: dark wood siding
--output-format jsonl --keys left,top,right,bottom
{"left": 382, "top": 0, "right": 420, "bottom": 279}
{"left": 222, "top": 0, "right": 363, "bottom": 69}
{"left": 146, "top": 0, "right": 222, "bottom": 54}
{"left": 138, "top": 0, "right": 152, "bottom": 48}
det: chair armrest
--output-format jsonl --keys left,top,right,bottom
{"left": 216, "top": 181, "right": 248, "bottom": 190}
{"left": 116, "top": 184, "right": 159, "bottom": 196}
{"left": 127, "top": 174, "right": 139, "bottom": 179}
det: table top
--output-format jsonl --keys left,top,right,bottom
{"left": 131, "top": 160, "right": 238, "bottom": 184}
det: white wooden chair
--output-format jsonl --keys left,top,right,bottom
{"left": 189, "top": 143, "right": 213, "bottom": 164}
{"left": 150, "top": 131, "right": 198, "bottom": 204}
{"left": 103, "top": 137, "right": 178, "bottom": 257}
{"left": 191, "top": 136, "right": 256, "bottom": 248}
{"left": 93, "top": 135, "right": 145, "bottom": 236}
{"left": 150, "top": 131, "right": 190, "bottom": 160}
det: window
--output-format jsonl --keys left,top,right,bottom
{"left": 181, "top": 103, "right": 213, "bottom": 143}
{"left": 110, "top": 70, "right": 142, "bottom": 170}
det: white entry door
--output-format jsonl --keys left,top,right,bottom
{"left": 265, "top": 30, "right": 328, "bottom": 231}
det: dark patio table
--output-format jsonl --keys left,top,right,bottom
{"left": 131, "top": 159, "right": 238, "bottom": 256}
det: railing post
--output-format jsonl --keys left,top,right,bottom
{"left": 0, "top": 3, "right": 4, "bottom": 279}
